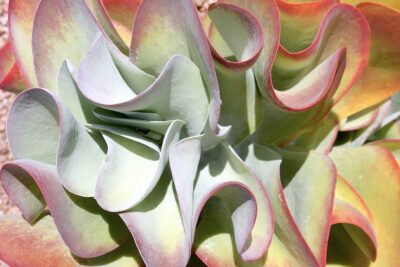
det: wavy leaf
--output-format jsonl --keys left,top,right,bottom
{"left": 168, "top": 138, "right": 274, "bottom": 265}
{"left": 333, "top": 3, "right": 400, "bottom": 118}
{"left": 0, "top": 160, "right": 128, "bottom": 258}
{"left": 330, "top": 146, "right": 400, "bottom": 266}
{"left": 77, "top": 36, "right": 209, "bottom": 136}
{"left": 130, "top": 0, "right": 221, "bottom": 131}
{"left": 94, "top": 120, "right": 183, "bottom": 212}
{"left": 208, "top": 3, "right": 264, "bottom": 72}
{"left": 8, "top": 88, "right": 105, "bottom": 197}
{"left": 273, "top": 3, "right": 370, "bottom": 107}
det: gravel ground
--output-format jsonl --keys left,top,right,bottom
{"left": 1, "top": 2, "right": 17, "bottom": 267}
{"left": 0, "top": 0, "right": 18, "bottom": 218}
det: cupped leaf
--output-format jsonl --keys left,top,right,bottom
{"left": 330, "top": 146, "right": 400, "bottom": 266}
{"left": 273, "top": 3, "right": 370, "bottom": 107}
{"left": 192, "top": 144, "right": 274, "bottom": 263}
{"left": 130, "top": 0, "right": 221, "bottom": 131}
{"left": 8, "top": 88, "right": 105, "bottom": 197}
{"left": 333, "top": 175, "right": 378, "bottom": 261}
{"left": 254, "top": 48, "right": 346, "bottom": 145}
{"left": 169, "top": 136, "right": 274, "bottom": 265}
{"left": 207, "top": 3, "right": 264, "bottom": 72}
{"left": 272, "top": 47, "right": 347, "bottom": 110}
{"left": 331, "top": 200, "right": 377, "bottom": 262}
{"left": 333, "top": 3, "right": 400, "bottom": 119}
{"left": 218, "top": 0, "right": 280, "bottom": 100}
{"left": 95, "top": 120, "right": 183, "bottom": 212}
{"left": 77, "top": 36, "right": 209, "bottom": 136}
{"left": 0, "top": 160, "right": 129, "bottom": 258}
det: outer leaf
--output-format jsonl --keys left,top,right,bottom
{"left": 101, "top": 0, "right": 141, "bottom": 45}
{"left": 0, "top": 160, "right": 128, "bottom": 258}
{"left": 330, "top": 146, "right": 400, "bottom": 266}
{"left": 333, "top": 3, "right": 400, "bottom": 118}
{"left": 130, "top": 0, "right": 221, "bottom": 131}
{"left": 7, "top": 88, "right": 105, "bottom": 197}
{"left": 0, "top": 215, "right": 78, "bottom": 267}
{"left": 342, "top": 0, "right": 400, "bottom": 11}
{"left": 8, "top": 0, "right": 40, "bottom": 86}
{"left": 0, "top": 42, "right": 25, "bottom": 91}
{"left": 32, "top": 0, "right": 101, "bottom": 89}
{"left": 84, "top": 0, "right": 129, "bottom": 53}
{"left": 367, "top": 140, "right": 400, "bottom": 164}
{"left": 0, "top": 215, "right": 143, "bottom": 267}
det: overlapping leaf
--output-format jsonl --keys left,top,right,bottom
{"left": 0, "top": 0, "right": 399, "bottom": 266}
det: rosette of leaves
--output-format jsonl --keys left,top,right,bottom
{"left": 0, "top": 0, "right": 399, "bottom": 266}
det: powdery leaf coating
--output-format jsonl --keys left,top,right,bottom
{"left": 0, "top": 0, "right": 399, "bottom": 266}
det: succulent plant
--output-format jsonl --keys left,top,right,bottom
{"left": 0, "top": 0, "right": 399, "bottom": 266}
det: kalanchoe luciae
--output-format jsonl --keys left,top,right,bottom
{"left": 0, "top": 0, "right": 399, "bottom": 266}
